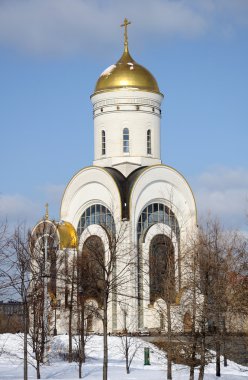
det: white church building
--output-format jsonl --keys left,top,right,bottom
{"left": 32, "top": 20, "right": 197, "bottom": 335}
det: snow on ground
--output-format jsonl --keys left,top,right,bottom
{"left": 0, "top": 333, "right": 247, "bottom": 379}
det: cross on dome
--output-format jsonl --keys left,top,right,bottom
{"left": 121, "top": 18, "right": 131, "bottom": 52}
{"left": 94, "top": 19, "right": 160, "bottom": 94}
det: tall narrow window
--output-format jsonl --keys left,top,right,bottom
{"left": 123, "top": 128, "right": 129, "bottom": 153}
{"left": 147, "top": 129, "right": 152, "bottom": 154}
{"left": 101, "top": 130, "right": 106, "bottom": 155}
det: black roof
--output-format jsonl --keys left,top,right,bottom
{"left": 105, "top": 166, "right": 147, "bottom": 220}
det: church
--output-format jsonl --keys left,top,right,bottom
{"left": 31, "top": 20, "right": 197, "bottom": 335}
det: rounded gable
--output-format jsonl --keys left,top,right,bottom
{"left": 60, "top": 166, "right": 122, "bottom": 227}
{"left": 129, "top": 164, "right": 197, "bottom": 233}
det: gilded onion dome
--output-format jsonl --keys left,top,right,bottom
{"left": 57, "top": 221, "right": 78, "bottom": 249}
{"left": 94, "top": 19, "right": 160, "bottom": 94}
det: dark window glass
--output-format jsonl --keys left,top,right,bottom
{"left": 77, "top": 204, "right": 115, "bottom": 236}
{"left": 137, "top": 203, "right": 179, "bottom": 241}
{"left": 102, "top": 130, "right": 106, "bottom": 155}
{"left": 123, "top": 128, "right": 129, "bottom": 153}
{"left": 149, "top": 235, "right": 175, "bottom": 303}
{"left": 147, "top": 129, "right": 152, "bottom": 154}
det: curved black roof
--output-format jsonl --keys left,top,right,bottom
{"left": 105, "top": 166, "right": 147, "bottom": 220}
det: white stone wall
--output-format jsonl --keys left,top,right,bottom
{"left": 60, "top": 166, "right": 122, "bottom": 226}
{"left": 91, "top": 90, "right": 163, "bottom": 176}
{"left": 59, "top": 163, "right": 197, "bottom": 333}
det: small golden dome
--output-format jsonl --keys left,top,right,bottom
{"left": 94, "top": 48, "right": 160, "bottom": 94}
{"left": 57, "top": 221, "right": 78, "bottom": 249}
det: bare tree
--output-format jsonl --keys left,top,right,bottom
{"left": 72, "top": 297, "right": 96, "bottom": 379}
{"left": 30, "top": 220, "right": 63, "bottom": 377}
{"left": 0, "top": 225, "right": 31, "bottom": 380}
{"left": 189, "top": 219, "right": 248, "bottom": 379}
{"left": 118, "top": 302, "right": 142, "bottom": 374}
{"left": 142, "top": 201, "right": 184, "bottom": 380}
{"left": 65, "top": 248, "right": 77, "bottom": 363}
{"left": 0, "top": 222, "right": 10, "bottom": 300}
{"left": 78, "top": 220, "right": 132, "bottom": 380}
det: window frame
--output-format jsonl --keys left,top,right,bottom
{"left": 101, "top": 130, "right": 106, "bottom": 156}
{"left": 123, "top": 127, "right": 129, "bottom": 153}
{"left": 147, "top": 129, "right": 152, "bottom": 155}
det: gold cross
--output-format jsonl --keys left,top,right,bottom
{"left": 121, "top": 18, "right": 131, "bottom": 52}
{"left": 45, "top": 203, "right": 49, "bottom": 220}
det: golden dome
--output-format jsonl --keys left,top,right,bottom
{"left": 94, "top": 48, "right": 160, "bottom": 94}
{"left": 94, "top": 17, "right": 160, "bottom": 94}
{"left": 57, "top": 221, "right": 78, "bottom": 249}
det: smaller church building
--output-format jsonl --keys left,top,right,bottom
{"left": 32, "top": 20, "right": 197, "bottom": 335}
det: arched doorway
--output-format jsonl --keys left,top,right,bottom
{"left": 149, "top": 234, "right": 175, "bottom": 304}
{"left": 183, "top": 312, "right": 192, "bottom": 333}
{"left": 86, "top": 314, "right": 93, "bottom": 332}
{"left": 136, "top": 203, "right": 180, "bottom": 328}
{"left": 79, "top": 235, "right": 105, "bottom": 307}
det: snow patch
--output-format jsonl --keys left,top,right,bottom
{"left": 0, "top": 334, "right": 247, "bottom": 379}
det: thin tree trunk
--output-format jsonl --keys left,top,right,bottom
{"left": 166, "top": 301, "right": 172, "bottom": 380}
{"left": 198, "top": 333, "right": 205, "bottom": 380}
{"left": 79, "top": 359, "right": 82, "bottom": 379}
{"left": 125, "top": 335, "right": 129, "bottom": 374}
{"left": 126, "top": 352, "right": 130, "bottom": 374}
{"left": 103, "top": 293, "right": 108, "bottom": 380}
{"left": 189, "top": 253, "right": 197, "bottom": 380}
{"left": 223, "top": 337, "right": 227, "bottom": 367}
{"left": 81, "top": 301, "right": 85, "bottom": 363}
{"left": 216, "top": 339, "right": 221, "bottom": 377}
{"left": 68, "top": 303, "right": 73, "bottom": 362}
{"left": 78, "top": 300, "right": 84, "bottom": 378}
{"left": 68, "top": 259, "right": 75, "bottom": 363}
{"left": 189, "top": 338, "right": 196, "bottom": 380}
{"left": 36, "top": 359, "right": 41, "bottom": 379}
{"left": 24, "top": 301, "right": 28, "bottom": 380}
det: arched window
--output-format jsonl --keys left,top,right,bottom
{"left": 149, "top": 234, "right": 175, "bottom": 303}
{"left": 77, "top": 204, "right": 115, "bottom": 237}
{"left": 137, "top": 203, "right": 179, "bottom": 242}
{"left": 101, "top": 130, "right": 106, "bottom": 155}
{"left": 147, "top": 129, "right": 151, "bottom": 154}
{"left": 123, "top": 128, "right": 129, "bottom": 153}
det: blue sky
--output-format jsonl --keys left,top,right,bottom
{"left": 0, "top": 0, "right": 247, "bottom": 231}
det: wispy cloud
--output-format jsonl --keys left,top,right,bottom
{"left": 0, "top": 184, "right": 64, "bottom": 229}
{"left": 0, "top": 193, "right": 41, "bottom": 228}
{"left": 38, "top": 184, "right": 65, "bottom": 204}
{"left": 1, "top": 0, "right": 247, "bottom": 56}
{"left": 193, "top": 166, "right": 248, "bottom": 229}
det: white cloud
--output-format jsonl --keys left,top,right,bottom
{"left": 193, "top": 166, "right": 248, "bottom": 229}
{"left": 0, "top": 0, "right": 223, "bottom": 56}
{"left": 0, "top": 193, "right": 41, "bottom": 228}
{"left": 38, "top": 184, "right": 65, "bottom": 204}
{"left": 0, "top": 184, "right": 64, "bottom": 229}
{"left": 198, "top": 167, "right": 248, "bottom": 191}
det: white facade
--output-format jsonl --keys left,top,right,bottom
{"left": 91, "top": 89, "right": 163, "bottom": 176}
{"left": 58, "top": 55, "right": 197, "bottom": 332}
{"left": 33, "top": 41, "right": 198, "bottom": 335}
{"left": 59, "top": 162, "right": 197, "bottom": 332}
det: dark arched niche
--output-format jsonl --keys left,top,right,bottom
{"left": 149, "top": 234, "right": 175, "bottom": 304}
{"left": 78, "top": 235, "right": 105, "bottom": 306}
{"left": 183, "top": 312, "right": 192, "bottom": 333}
